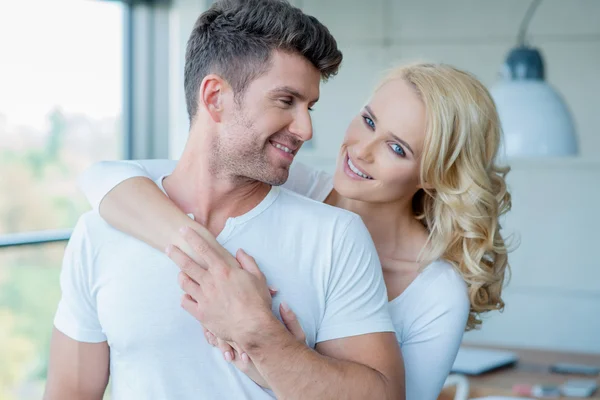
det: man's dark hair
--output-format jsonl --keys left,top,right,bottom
{"left": 184, "top": 0, "right": 342, "bottom": 123}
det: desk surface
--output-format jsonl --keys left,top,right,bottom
{"left": 462, "top": 343, "right": 600, "bottom": 398}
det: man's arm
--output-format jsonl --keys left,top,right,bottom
{"left": 44, "top": 329, "right": 109, "bottom": 400}
{"left": 241, "top": 313, "right": 404, "bottom": 400}
{"left": 45, "top": 216, "right": 110, "bottom": 399}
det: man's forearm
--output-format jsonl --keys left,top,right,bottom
{"left": 240, "top": 315, "right": 401, "bottom": 400}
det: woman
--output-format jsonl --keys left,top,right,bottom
{"left": 79, "top": 63, "right": 511, "bottom": 399}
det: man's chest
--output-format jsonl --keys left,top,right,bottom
{"left": 93, "top": 245, "right": 326, "bottom": 351}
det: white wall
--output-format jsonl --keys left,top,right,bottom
{"left": 167, "top": 0, "right": 600, "bottom": 353}
{"left": 465, "top": 159, "right": 600, "bottom": 353}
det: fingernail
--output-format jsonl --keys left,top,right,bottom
{"left": 281, "top": 301, "right": 290, "bottom": 312}
{"left": 241, "top": 353, "right": 249, "bottom": 363}
{"left": 165, "top": 245, "right": 172, "bottom": 255}
{"left": 224, "top": 351, "right": 233, "bottom": 362}
{"left": 179, "top": 226, "right": 188, "bottom": 234}
{"left": 269, "top": 286, "right": 278, "bottom": 293}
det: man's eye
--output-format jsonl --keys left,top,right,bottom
{"left": 280, "top": 99, "right": 293, "bottom": 106}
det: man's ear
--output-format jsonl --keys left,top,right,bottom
{"left": 199, "top": 74, "right": 227, "bottom": 123}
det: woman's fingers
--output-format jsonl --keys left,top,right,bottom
{"left": 240, "top": 352, "right": 250, "bottom": 364}
{"left": 204, "top": 328, "right": 218, "bottom": 347}
{"left": 216, "top": 336, "right": 235, "bottom": 362}
{"left": 280, "top": 302, "right": 306, "bottom": 342}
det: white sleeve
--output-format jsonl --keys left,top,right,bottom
{"left": 78, "top": 159, "right": 178, "bottom": 211}
{"left": 316, "top": 215, "right": 395, "bottom": 343}
{"left": 53, "top": 216, "right": 106, "bottom": 343}
{"left": 401, "top": 275, "right": 470, "bottom": 400}
{"left": 281, "top": 162, "right": 333, "bottom": 202}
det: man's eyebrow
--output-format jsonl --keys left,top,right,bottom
{"left": 364, "top": 105, "right": 414, "bottom": 156}
{"left": 271, "top": 86, "right": 319, "bottom": 103}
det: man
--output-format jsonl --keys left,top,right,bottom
{"left": 44, "top": 0, "right": 405, "bottom": 399}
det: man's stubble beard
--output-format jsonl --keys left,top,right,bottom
{"left": 211, "top": 110, "right": 289, "bottom": 186}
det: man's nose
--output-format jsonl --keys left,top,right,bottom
{"left": 289, "top": 109, "right": 313, "bottom": 142}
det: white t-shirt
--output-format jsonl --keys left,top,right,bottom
{"left": 57, "top": 171, "right": 395, "bottom": 400}
{"left": 78, "top": 159, "right": 470, "bottom": 400}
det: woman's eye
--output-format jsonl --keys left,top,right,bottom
{"left": 362, "top": 115, "right": 375, "bottom": 129}
{"left": 390, "top": 143, "right": 406, "bottom": 157}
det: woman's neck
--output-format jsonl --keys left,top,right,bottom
{"left": 326, "top": 190, "right": 430, "bottom": 270}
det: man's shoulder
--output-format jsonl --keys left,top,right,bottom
{"left": 270, "top": 188, "right": 374, "bottom": 252}
{"left": 276, "top": 187, "right": 360, "bottom": 226}
{"left": 74, "top": 211, "right": 114, "bottom": 235}
{"left": 71, "top": 211, "right": 134, "bottom": 250}
{"left": 69, "top": 212, "right": 161, "bottom": 276}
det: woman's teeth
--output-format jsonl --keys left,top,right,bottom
{"left": 273, "top": 143, "right": 293, "bottom": 154}
{"left": 348, "top": 158, "right": 373, "bottom": 179}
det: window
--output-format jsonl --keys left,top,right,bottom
{"left": 0, "top": 1, "right": 125, "bottom": 397}
{"left": 0, "top": 0, "right": 125, "bottom": 234}
{"left": 0, "top": 243, "right": 66, "bottom": 398}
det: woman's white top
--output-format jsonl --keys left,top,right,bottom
{"left": 79, "top": 159, "right": 470, "bottom": 400}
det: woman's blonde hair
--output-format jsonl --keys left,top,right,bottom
{"left": 379, "top": 63, "right": 512, "bottom": 331}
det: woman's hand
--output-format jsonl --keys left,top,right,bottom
{"left": 204, "top": 302, "right": 307, "bottom": 389}
{"left": 204, "top": 329, "right": 269, "bottom": 388}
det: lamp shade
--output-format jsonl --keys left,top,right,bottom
{"left": 490, "top": 46, "right": 578, "bottom": 157}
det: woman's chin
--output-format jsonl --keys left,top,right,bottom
{"left": 332, "top": 175, "right": 369, "bottom": 202}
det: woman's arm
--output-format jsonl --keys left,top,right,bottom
{"left": 99, "top": 176, "right": 201, "bottom": 253}
{"left": 78, "top": 159, "right": 207, "bottom": 253}
{"left": 78, "top": 159, "right": 177, "bottom": 211}
{"left": 78, "top": 159, "right": 331, "bottom": 253}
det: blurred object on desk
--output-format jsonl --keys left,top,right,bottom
{"left": 453, "top": 343, "right": 600, "bottom": 399}
{"left": 452, "top": 347, "right": 519, "bottom": 375}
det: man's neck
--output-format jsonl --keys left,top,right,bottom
{"left": 163, "top": 134, "right": 271, "bottom": 237}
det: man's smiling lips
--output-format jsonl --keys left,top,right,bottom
{"left": 269, "top": 139, "right": 300, "bottom": 161}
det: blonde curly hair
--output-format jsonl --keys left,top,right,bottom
{"left": 379, "top": 63, "right": 512, "bottom": 330}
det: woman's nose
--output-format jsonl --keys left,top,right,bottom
{"left": 354, "top": 137, "right": 377, "bottom": 163}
